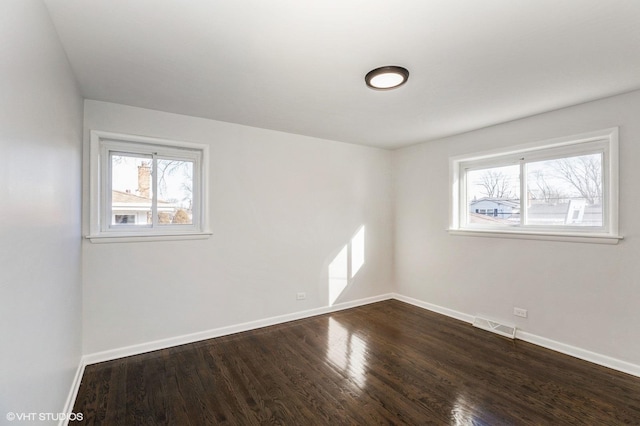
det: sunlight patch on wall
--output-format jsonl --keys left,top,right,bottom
{"left": 328, "top": 226, "right": 365, "bottom": 306}
{"left": 329, "top": 244, "right": 348, "bottom": 306}
{"left": 351, "top": 225, "right": 365, "bottom": 278}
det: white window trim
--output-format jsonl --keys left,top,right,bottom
{"left": 87, "top": 130, "right": 211, "bottom": 243}
{"left": 449, "top": 128, "right": 622, "bottom": 244}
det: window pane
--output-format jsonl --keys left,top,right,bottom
{"left": 157, "top": 159, "right": 194, "bottom": 225}
{"left": 111, "top": 154, "right": 152, "bottom": 226}
{"left": 466, "top": 165, "right": 520, "bottom": 225}
{"left": 525, "top": 153, "right": 603, "bottom": 227}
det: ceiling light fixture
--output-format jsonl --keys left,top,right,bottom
{"left": 365, "top": 66, "right": 409, "bottom": 90}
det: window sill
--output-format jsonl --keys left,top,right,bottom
{"left": 448, "top": 229, "right": 622, "bottom": 245}
{"left": 86, "top": 232, "right": 212, "bottom": 244}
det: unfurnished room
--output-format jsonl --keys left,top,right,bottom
{"left": 2, "top": 1, "right": 640, "bottom": 424}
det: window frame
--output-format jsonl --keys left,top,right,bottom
{"left": 449, "top": 128, "right": 621, "bottom": 244}
{"left": 88, "top": 130, "right": 211, "bottom": 243}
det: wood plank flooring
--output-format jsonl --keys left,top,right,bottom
{"left": 73, "top": 300, "right": 640, "bottom": 424}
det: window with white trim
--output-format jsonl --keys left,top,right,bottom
{"left": 449, "top": 128, "right": 621, "bottom": 244}
{"left": 88, "top": 131, "right": 210, "bottom": 243}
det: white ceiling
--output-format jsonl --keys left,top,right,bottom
{"left": 44, "top": 0, "right": 640, "bottom": 149}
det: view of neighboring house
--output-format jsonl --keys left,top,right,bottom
{"left": 469, "top": 198, "right": 520, "bottom": 221}
{"left": 470, "top": 197, "right": 602, "bottom": 227}
{"left": 112, "top": 190, "right": 177, "bottom": 224}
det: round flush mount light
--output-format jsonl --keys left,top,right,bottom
{"left": 365, "top": 66, "right": 409, "bottom": 90}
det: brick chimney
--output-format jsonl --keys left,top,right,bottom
{"left": 137, "top": 161, "right": 151, "bottom": 199}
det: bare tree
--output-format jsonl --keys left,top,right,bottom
{"left": 156, "top": 159, "right": 193, "bottom": 208}
{"left": 157, "top": 160, "right": 185, "bottom": 196}
{"left": 478, "top": 170, "right": 515, "bottom": 199}
{"left": 550, "top": 156, "right": 602, "bottom": 205}
{"left": 529, "top": 170, "right": 565, "bottom": 204}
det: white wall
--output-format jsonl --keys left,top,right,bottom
{"left": 0, "top": 0, "right": 83, "bottom": 419}
{"left": 394, "top": 90, "right": 640, "bottom": 366}
{"left": 82, "top": 101, "right": 393, "bottom": 354}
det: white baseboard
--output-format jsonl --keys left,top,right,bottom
{"left": 390, "top": 292, "right": 640, "bottom": 378}
{"left": 83, "top": 293, "right": 393, "bottom": 366}
{"left": 517, "top": 330, "right": 640, "bottom": 378}
{"left": 392, "top": 293, "right": 475, "bottom": 323}
{"left": 59, "top": 360, "right": 86, "bottom": 426}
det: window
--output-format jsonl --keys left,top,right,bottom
{"left": 450, "top": 128, "right": 621, "bottom": 244}
{"left": 88, "top": 131, "right": 210, "bottom": 242}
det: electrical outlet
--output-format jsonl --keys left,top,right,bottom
{"left": 296, "top": 292, "right": 306, "bottom": 300}
{"left": 513, "top": 307, "right": 528, "bottom": 318}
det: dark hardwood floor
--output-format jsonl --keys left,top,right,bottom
{"left": 73, "top": 300, "right": 640, "bottom": 425}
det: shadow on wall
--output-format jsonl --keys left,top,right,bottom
{"left": 328, "top": 225, "right": 365, "bottom": 306}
